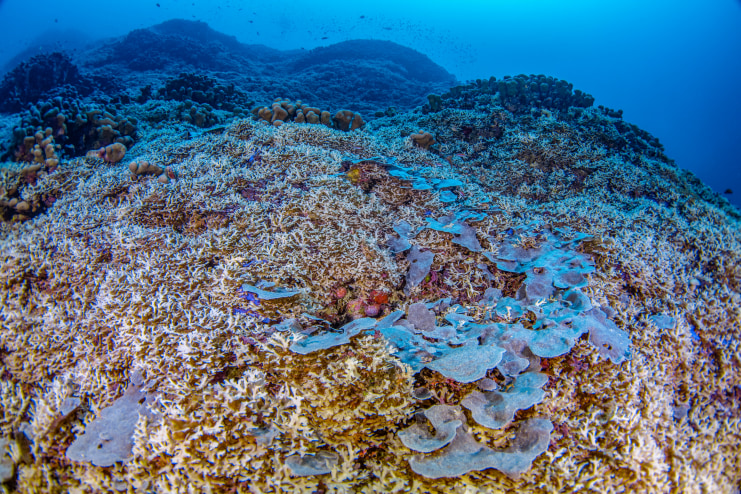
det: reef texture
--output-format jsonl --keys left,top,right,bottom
{"left": 0, "top": 20, "right": 455, "bottom": 125}
{"left": 1, "top": 59, "right": 740, "bottom": 493}
{"left": 0, "top": 20, "right": 455, "bottom": 167}
{"left": 0, "top": 52, "right": 88, "bottom": 113}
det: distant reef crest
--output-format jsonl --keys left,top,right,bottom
{"left": 0, "top": 19, "right": 457, "bottom": 116}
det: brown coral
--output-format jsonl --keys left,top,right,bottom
{"left": 411, "top": 131, "right": 436, "bottom": 149}
{"left": 251, "top": 99, "right": 364, "bottom": 132}
{"left": 333, "top": 109, "right": 365, "bottom": 131}
{"left": 104, "top": 142, "right": 127, "bottom": 163}
{"left": 128, "top": 160, "right": 163, "bottom": 179}
{"left": 87, "top": 143, "right": 127, "bottom": 163}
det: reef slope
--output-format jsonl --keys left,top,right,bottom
{"left": 0, "top": 45, "right": 739, "bottom": 493}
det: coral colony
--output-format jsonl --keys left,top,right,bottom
{"left": 1, "top": 20, "right": 740, "bottom": 494}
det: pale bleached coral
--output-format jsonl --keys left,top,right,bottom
{"left": 0, "top": 109, "right": 739, "bottom": 493}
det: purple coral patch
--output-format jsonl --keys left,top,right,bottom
{"left": 452, "top": 222, "right": 482, "bottom": 252}
{"left": 425, "top": 344, "right": 505, "bottom": 383}
{"left": 585, "top": 308, "right": 632, "bottom": 364}
{"left": 65, "top": 372, "right": 158, "bottom": 467}
{"left": 405, "top": 245, "right": 435, "bottom": 294}
{"left": 399, "top": 405, "right": 464, "bottom": 453}
{"left": 408, "top": 418, "right": 553, "bottom": 479}
{"left": 461, "top": 372, "right": 548, "bottom": 429}
{"left": 407, "top": 302, "right": 437, "bottom": 331}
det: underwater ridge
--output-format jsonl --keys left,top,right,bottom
{"left": 0, "top": 19, "right": 739, "bottom": 494}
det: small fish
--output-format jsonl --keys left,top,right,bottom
{"left": 156, "top": 2, "right": 160, "bottom": 6}
{"left": 724, "top": 188, "right": 733, "bottom": 194}
{"left": 360, "top": 15, "right": 365, "bottom": 19}
{"left": 321, "top": 36, "right": 328, "bottom": 40}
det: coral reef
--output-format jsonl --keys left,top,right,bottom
{"left": 0, "top": 58, "right": 740, "bottom": 493}
{"left": 251, "top": 98, "right": 365, "bottom": 132}
{"left": 428, "top": 74, "right": 595, "bottom": 115}
{"left": 0, "top": 129, "right": 64, "bottom": 221}
{"left": 0, "top": 52, "right": 88, "bottom": 113}
{"left": 74, "top": 20, "right": 455, "bottom": 118}
{"left": 159, "top": 73, "right": 254, "bottom": 113}
{"left": 4, "top": 97, "right": 138, "bottom": 162}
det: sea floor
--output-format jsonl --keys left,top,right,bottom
{"left": 1, "top": 101, "right": 740, "bottom": 493}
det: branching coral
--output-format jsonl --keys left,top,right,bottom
{"left": 0, "top": 94, "right": 738, "bottom": 494}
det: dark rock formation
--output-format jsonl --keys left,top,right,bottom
{"left": 0, "top": 52, "right": 88, "bottom": 112}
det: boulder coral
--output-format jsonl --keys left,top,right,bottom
{"left": 87, "top": 142, "right": 127, "bottom": 163}
{"left": 104, "top": 142, "right": 127, "bottom": 163}
{"left": 5, "top": 97, "right": 138, "bottom": 163}
{"left": 411, "top": 131, "right": 436, "bottom": 149}
{"left": 128, "top": 160, "right": 163, "bottom": 178}
{"left": 251, "top": 98, "right": 365, "bottom": 131}
{"left": 333, "top": 109, "right": 365, "bottom": 131}
{"left": 159, "top": 72, "right": 254, "bottom": 112}
{"left": 128, "top": 161, "right": 177, "bottom": 183}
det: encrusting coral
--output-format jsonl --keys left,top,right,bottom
{"left": 0, "top": 85, "right": 740, "bottom": 493}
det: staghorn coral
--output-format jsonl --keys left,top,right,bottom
{"left": 0, "top": 90, "right": 739, "bottom": 494}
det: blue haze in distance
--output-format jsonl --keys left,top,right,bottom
{"left": 0, "top": 0, "right": 739, "bottom": 209}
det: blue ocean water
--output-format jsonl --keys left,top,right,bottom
{"left": 0, "top": 0, "right": 739, "bottom": 208}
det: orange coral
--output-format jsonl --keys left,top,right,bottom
{"left": 411, "top": 131, "right": 435, "bottom": 149}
